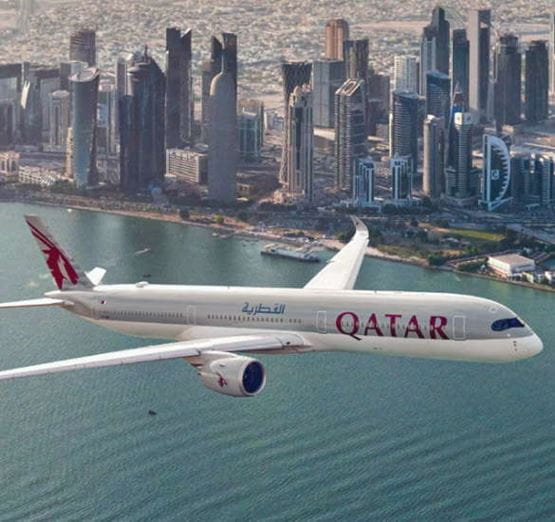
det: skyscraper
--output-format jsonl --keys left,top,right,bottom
{"left": 525, "top": 40, "right": 549, "bottom": 123}
{"left": 201, "top": 37, "right": 223, "bottom": 143}
{"left": 69, "top": 29, "right": 96, "bottom": 67}
{"left": 390, "top": 90, "right": 420, "bottom": 173}
{"left": 494, "top": 34, "right": 521, "bottom": 128}
{"left": 445, "top": 112, "right": 474, "bottom": 200}
{"left": 423, "top": 115, "right": 445, "bottom": 199}
{"left": 325, "top": 19, "right": 349, "bottom": 60}
{"left": 426, "top": 71, "right": 451, "bottom": 125}
{"left": 393, "top": 56, "right": 418, "bottom": 93}
{"left": 116, "top": 51, "right": 140, "bottom": 100}
{"left": 284, "top": 85, "right": 313, "bottom": 201}
{"left": 343, "top": 39, "right": 369, "bottom": 81}
{"left": 419, "top": 7, "right": 450, "bottom": 96}
{"left": 48, "top": 90, "right": 70, "bottom": 150}
{"left": 119, "top": 52, "right": 166, "bottom": 193}
{"left": 0, "top": 63, "right": 22, "bottom": 146}
{"left": 313, "top": 59, "right": 345, "bottom": 128}
{"left": 165, "top": 27, "right": 193, "bottom": 148}
{"left": 97, "top": 80, "right": 117, "bottom": 155}
{"left": 69, "top": 67, "right": 99, "bottom": 187}
{"left": 335, "top": 79, "right": 367, "bottom": 191}
{"left": 352, "top": 156, "right": 375, "bottom": 206}
{"left": 481, "top": 133, "right": 511, "bottom": 211}
{"left": 280, "top": 62, "right": 312, "bottom": 185}
{"left": 468, "top": 9, "right": 491, "bottom": 119}
{"left": 549, "top": 13, "right": 555, "bottom": 95}
{"left": 452, "top": 29, "right": 469, "bottom": 101}
{"left": 391, "top": 155, "right": 412, "bottom": 201}
{"left": 207, "top": 38, "right": 238, "bottom": 204}
{"left": 431, "top": 6, "right": 450, "bottom": 75}
{"left": 239, "top": 109, "right": 262, "bottom": 162}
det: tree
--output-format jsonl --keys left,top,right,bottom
{"left": 214, "top": 214, "right": 225, "bottom": 225}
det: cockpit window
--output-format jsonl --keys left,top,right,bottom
{"left": 491, "top": 317, "right": 525, "bottom": 331}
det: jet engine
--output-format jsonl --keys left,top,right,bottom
{"left": 198, "top": 352, "right": 266, "bottom": 397}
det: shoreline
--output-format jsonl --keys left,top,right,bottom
{"left": 3, "top": 195, "right": 554, "bottom": 294}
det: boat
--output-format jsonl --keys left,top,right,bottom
{"left": 261, "top": 244, "right": 320, "bottom": 263}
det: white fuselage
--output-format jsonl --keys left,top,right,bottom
{"left": 46, "top": 283, "right": 543, "bottom": 364}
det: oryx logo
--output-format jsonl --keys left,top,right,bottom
{"left": 216, "top": 373, "right": 228, "bottom": 388}
{"left": 27, "top": 221, "right": 79, "bottom": 290}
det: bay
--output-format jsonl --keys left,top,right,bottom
{"left": 0, "top": 202, "right": 553, "bottom": 521}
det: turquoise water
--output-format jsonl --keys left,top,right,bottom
{"left": 0, "top": 202, "right": 553, "bottom": 521}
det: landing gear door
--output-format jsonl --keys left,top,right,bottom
{"left": 453, "top": 315, "right": 466, "bottom": 340}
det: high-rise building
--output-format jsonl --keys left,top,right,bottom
{"left": 525, "top": 40, "right": 549, "bottom": 123}
{"left": 313, "top": 59, "right": 345, "bottom": 128}
{"left": 468, "top": 9, "right": 491, "bottom": 119}
{"left": 494, "top": 34, "right": 521, "bottom": 128}
{"left": 97, "top": 80, "right": 117, "bottom": 155}
{"left": 239, "top": 110, "right": 262, "bottom": 162}
{"left": 207, "top": 39, "right": 238, "bottom": 204}
{"left": 452, "top": 29, "right": 469, "bottom": 102}
{"left": 550, "top": 13, "right": 555, "bottom": 95}
{"left": 352, "top": 156, "right": 375, "bottom": 206}
{"left": 69, "top": 29, "right": 96, "bottom": 67}
{"left": 325, "top": 19, "right": 349, "bottom": 60}
{"left": 60, "top": 60, "right": 87, "bottom": 91}
{"left": 423, "top": 115, "right": 445, "bottom": 199}
{"left": 481, "top": 133, "right": 511, "bottom": 211}
{"left": 0, "top": 100, "right": 18, "bottom": 148}
{"left": 426, "top": 71, "right": 451, "bottom": 125}
{"left": 431, "top": 6, "right": 450, "bottom": 75}
{"left": 390, "top": 90, "right": 420, "bottom": 173}
{"left": 367, "top": 68, "right": 391, "bottom": 131}
{"left": 119, "top": 53, "right": 166, "bottom": 193}
{"left": 280, "top": 62, "right": 312, "bottom": 184}
{"left": 240, "top": 99, "right": 264, "bottom": 148}
{"left": 513, "top": 154, "right": 554, "bottom": 206}
{"left": 69, "top": 67, "right": 99, "bottom": 187}
{"left": 20, "top": 65, "right": 60, "bottom": 144}
{"left": 335, "top": 79, "right": 367, "bottom": 191}
{"left": 393, "top": 56, "right": 418, "bottom": 93}
{"left": 445, "top": 112, "right": 474, "bottom": 200}
{"left": 0, "top": 63, "right": 22, "bottom": 146}
{"left": 48, "top": 90, "right": 70, "bottom": 150}
{"left": 343, "top": 39, "right": 369, "bottom": 81}
{"left": 284, "top": 85, "right": 313, "bottom": 201}
{"left": 391, "top": 155, "right": 412, "bottom": 201}
{"left": 116, "top": 51, "right": 141, "bottom": 100}
{"left": 201, "top": 37, "right": 223, "bottom": 143}
{"left": 419, "top": 7, "right": 450, "bottom": 96}
{"left": 165, "top": 27, "right": 193, "bottom": 148}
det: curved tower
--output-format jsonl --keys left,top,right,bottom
{"left": 207, "top": 46, "right": 237, "bottom": 203}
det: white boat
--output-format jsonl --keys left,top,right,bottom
{"left": 261, "top": 244, "right": 320, "bottom": 263}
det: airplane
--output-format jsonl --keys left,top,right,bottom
{"left": 0, "top": 215, "right": 543, "bottom": 397}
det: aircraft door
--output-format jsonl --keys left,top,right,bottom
{"left": 316, "top": 311, "right": 327, "bottom": 333}
{"left": 186, "top": 305, "right": 196, "bottom": 325}
{"left": 453, "top": 315, "right": 466, "bottom": 340}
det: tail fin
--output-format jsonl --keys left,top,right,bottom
{"left": 25, "top": 215, "right": 93, "bottom": 290}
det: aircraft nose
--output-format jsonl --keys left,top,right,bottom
{"left": 525, "top": 333, "right": 543, "bottom": 358}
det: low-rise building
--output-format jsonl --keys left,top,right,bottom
{"left": 488, "top": 254, "right": 536, "bottom": 278}
{"left": 0, "top": 151, "right": 20, "bottom": 177}
{"left": 166, "top": 148, "right": 208, "bottom": 185}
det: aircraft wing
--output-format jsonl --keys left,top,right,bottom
{"left": 305, "top": 216, "right": 369, "bottom": 290}
{"left": 0, "top": 334, "right": 307, "bottom": 382}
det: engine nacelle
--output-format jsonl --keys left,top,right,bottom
{"left": 199, "top": 353, "right": 266, "bottom": 397}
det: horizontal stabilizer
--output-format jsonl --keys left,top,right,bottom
{"left": 0, "top": 298, "right": 67, "bottom": 310}
{"left": 86, "top": 267, "right": 107, "bottom": 286}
